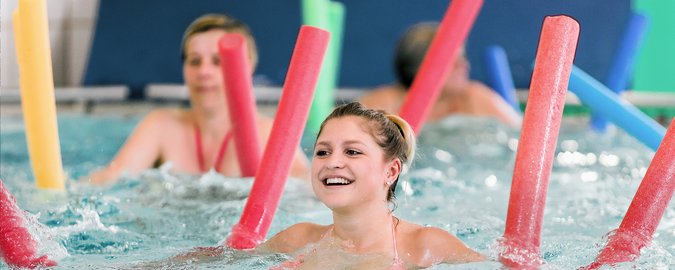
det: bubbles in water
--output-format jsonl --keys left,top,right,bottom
{"left": 2, "top": 114, "right": 673, "bottom": 269}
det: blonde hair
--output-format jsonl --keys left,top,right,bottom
{"left": 386, "top": 113, "right": 416, "bottom": 174}
{"left": 180, "top": 13, "right": 258, "bottom": 71}
{"left": 317, "top": 102, "right": 416, "bottom": 202}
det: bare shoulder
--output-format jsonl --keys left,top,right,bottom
{"left": 141, "top": 108, "right": 190, "bottom": 128}
{"left": 129, "top": 108, "right": 194, "bottom": 147}
{"left": 468, "top": 81, "right": 522, "bottom": 127}
{"left": 359, "top": 84, "right": 406, "bottom": 114}
{"left": 468, "top": 81, "right": 500, "bottom": 99}
{"left": 400, "top": 222, "right": 485, "bottom": 267}
{"left": 260, "top": 223, "right": 328, "bottom": 254}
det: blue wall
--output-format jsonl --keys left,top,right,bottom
{"left": 84, "top": 0, "right": 630, "bottom": 98}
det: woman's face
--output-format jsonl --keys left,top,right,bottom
{"left": 183, "top": 29, "right": 227, "bottom": 111}
{"left": 442, "top": 49, "right": 471, "bottom": 95}
{"left": 312, "top": 116, "right": 396, "bottom": 211}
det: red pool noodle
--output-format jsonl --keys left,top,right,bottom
{"left": 218, "top": 33, "right": 262, "bottom": 177}
{"left": 584, "top": 118, "right": 675, "bottom": 269}
{"left": 0, "top": 180, "right": 56, "bottom": 268}
{"left": 398, "top": 0, "right": 483, "bottom": 134}
{"left": 226, "top": 26, "right": 329, "bottom": 249}
{"left": 499, "top": 16, "right": 579, "bottom": 268}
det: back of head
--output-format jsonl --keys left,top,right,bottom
{"left": 394, "top": 22, "right": 438, "bottom": 89}
{"left": 317, "top": 102, "right": 416, "bottom": 202}
{"left": 180, "top": 13, "right": 259, "bottom": 70}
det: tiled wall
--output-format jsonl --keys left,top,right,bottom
{"left": 1, "top": 0, "right": 99, "bottom": 89}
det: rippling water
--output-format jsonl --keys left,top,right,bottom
{"left": 1, "top": 114, "right": 673, "bottom": 269}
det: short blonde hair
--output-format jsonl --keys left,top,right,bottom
{"left": 180, "top": 13, "right": 258, "bottom": 71}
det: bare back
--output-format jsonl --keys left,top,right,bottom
{"left": 359, "top": 82, "right": 520, "bottom": 128}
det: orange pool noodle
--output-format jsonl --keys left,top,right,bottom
{"left": 12, "top": 0, "right": 65, "bottom": 190}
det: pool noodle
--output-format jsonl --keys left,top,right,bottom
{"left": 328, "top": 1, "right": 345, "bottom": 98}
{"left": 483, "top": 45, "right": 521, "bottom": 113}
{"left": 584, "top": 118, "right": 675, "bottom": 269}
{"left": 218, "top": 33, "right": 262, "bottom": 177}
{"left": 226, "top": 26, "right": 329, "bottom": 249}
{"left": 500, "top": 16, "right": 579, "bottom": 268}
{"left": 568, "top": 66, "right": 665, "bottom": 151}
{"left": 12, "top": 0, "right": 65, "bottom": 190}
{"left": 303, "top": 0, "right": 344, "bottom": 134}
{"left": 301, "top": 0, "right": 329, "bottom": 29}
{"left": 591, "top": 13, "right": 649, "bottom": 132}
{"left": 0, "top": 180, "right": 57, "bottom": 268}
{"left": 633, "top": 0, "right": 675, "bottom": 91}
{"left": 398, "top": 0, "right": 483, "bottom": 134}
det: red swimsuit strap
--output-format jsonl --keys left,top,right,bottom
{"left": 194, "top": 125, "right": 233, "bottom": 173}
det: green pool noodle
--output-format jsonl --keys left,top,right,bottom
{"left": 328, "top": 1, "right": 345, "bottom": 99}
{"left": 302, "top": 0, "right": 345, "bottom": 133}
{"left": 633, "top": 0, "right": 675, "bottom": 92}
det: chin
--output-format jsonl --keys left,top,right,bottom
{"left": 318, "top": 196, "right": 350, "bottom": 210}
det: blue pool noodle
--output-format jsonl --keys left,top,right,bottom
{"left": 569, "top": 66, "right": 665, "bottom": 151}
{"left": 483, "top": 45, "right": 521, "bottom": 113}
{"left": 591, "top": 12, "right": 649, "bottom": 132}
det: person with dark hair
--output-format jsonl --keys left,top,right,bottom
{"left": 260, "top": 102, "right": 484, "bottom": 269}
{"left": 360, "top": 22, "right": 521, "bottom": 128}
{"left": 90, "top": 14, "right": 309, "bottom": 184}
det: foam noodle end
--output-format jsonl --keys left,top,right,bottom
{"left": 226, "top": 223, "right": 265, "bottom": 250}
{"left": 218, "top": 33, "right": 245, "bottom": 50}
{"left": 0, "top": 180, "right": 57, "bottom": 268}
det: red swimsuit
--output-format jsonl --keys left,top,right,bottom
{"left": 194, "top": 125, "right": 233, "bottom": 173}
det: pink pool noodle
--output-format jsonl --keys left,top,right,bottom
{"left": 0, "top": 180, "right": 56, "bottom": 268}
{"left": 226, "top": 26, "right": 329, "bottom": 249}
{"left": 499, "top": 16, "right": 579, "bottom": 268}
{"left": 218, "top": 33, "right": 262, "bottom": 177}
{"left": 583, "top": 118, "right": 675, "bottom": 269}
{"left": 398, "top": 0, "right": 483, "bottom": 134}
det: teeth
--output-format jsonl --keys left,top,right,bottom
{"left": 325, "top": 177, "right": 351, "bottom": 185}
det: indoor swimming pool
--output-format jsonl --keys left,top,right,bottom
{"left": 0, "top": 113, "right": 673, "bottom": 269}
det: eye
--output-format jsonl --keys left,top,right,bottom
{"left": 315, "top": 150, "right": 329, "bottom": 157}
{"left": 212, "top": 56, "right": 221, "bottom": 66}
{"left": 188, "top": 57, "right": 201, "bottom": 67}
{"left": 345, "top": 149, "right": 361, "bottom": 156}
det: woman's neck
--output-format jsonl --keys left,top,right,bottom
{"left": 431, "top": 85, "right": 472, "bottom": 120}
{"left": 331, "top": 204, "right": 394, "bottom": 252}
{"left": 192, "top": 107, "right": 231, "bottom": 137}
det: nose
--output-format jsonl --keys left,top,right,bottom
{"left": 197, "top": 62, "right": 220, "bottom": 79}
{"left": 325, "top": 153, "right": 346, "bottom": 169}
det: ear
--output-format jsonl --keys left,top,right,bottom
{"left": 385, "top": 158, "right": 402, "bottom": 183}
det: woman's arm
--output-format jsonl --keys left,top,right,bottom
{"left": 413, "top": 226, "right": 486, "bottom": 267}
{"left": 359, "top": 84, "right": 407, "bottom": 114}
{"left": 258, "top": 222, "right": 319, "bottom": 254}
{"left": 88, "top": 110, "right": 168, "bottom": 184}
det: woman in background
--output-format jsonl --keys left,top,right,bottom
{"left": 360, "top": 22, "right": 521, "bottom": 128}
{"left": 90, "top": 14, "right": 309, "bottom": 184}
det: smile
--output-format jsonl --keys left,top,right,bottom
{"left": 322, "top": 177, "right": 354, "bottom": 186}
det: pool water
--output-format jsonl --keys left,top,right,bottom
{"left": 0, "top": 114, "right": 673, "bottom": 269}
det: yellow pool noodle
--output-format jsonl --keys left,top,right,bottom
{"left": 12, "top": 0, "right": 65, "bottom": 190}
